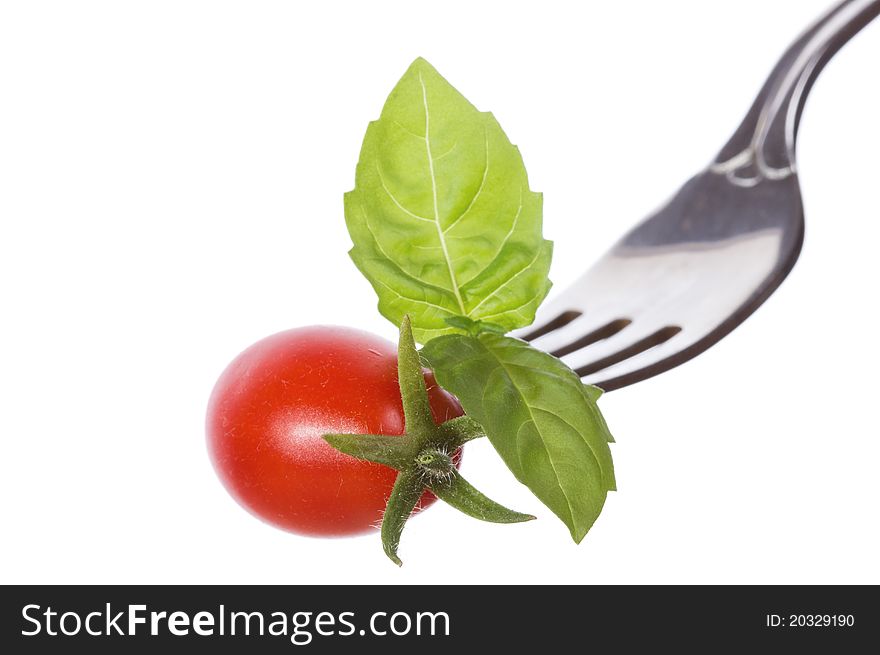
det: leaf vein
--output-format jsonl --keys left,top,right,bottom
{"left": 376, "top": 166, "right": 434, "bottom": 223}
{"left": 457, "top": 186, "right": 523, "bottom": 282}
{"left": 420, "top": 71, "right": 466, "bottom": 315}
{"left": 468, "top": 238, "right": 541, "bottom": 316}
{"left": 433, "top": 140, "right": 459, "bottom": 161}
{"left": 442, "top": 130, "right": 490, "bottom": 235}
{"left": 360, "top": 207, "right": 459, "bottom": 305}
{"left": 477, "top": 295, "right": 537, "bottom": 322}
{"left": 475, "top": 341, "right": 578, "bottom": 529}
{"left": 372, "top": 278, "right": 457, "bottom": 315}
{"left": 391, "top": 118, "right": 424, "bottom": 140}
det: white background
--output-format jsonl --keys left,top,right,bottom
{"left": 2, "top": 0, "right": 878, "bottom": 585}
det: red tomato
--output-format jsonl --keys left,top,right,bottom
{"left": 206, "top": 326, "right": 463, "bottom": 536}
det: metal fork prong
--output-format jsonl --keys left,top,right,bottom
{"left": 547, "top": 318, "right": 632, "bottom": 357}
{"left": 519, "top": 309, "right": 583, "bottom": 341}
{"left": 576, "top": 326, "right": 682, "bottom": 377}
{"left": 581, "top": 332, "right": 690, "bottom": 388}
{"left": 526, "top": 310, "right": 631, "bottom": 353}
{"left": 558, "top": 321, "right": 682, "bottom": 372}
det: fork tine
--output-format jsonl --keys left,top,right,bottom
{"left": 525, "top": 302, "right": 634, "bottom": 352}
{"left": 558, "top": 320, "right": 682, "bottom": 373}
{"left": 518, "top": 309, "right": 583, "bottom": 341}
{"left": 581, "top": 331, "right": 688, "bottom": 388}
{"left": 547, "top": 318, "right": 633, "bottom": 358}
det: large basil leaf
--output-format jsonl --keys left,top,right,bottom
{"left": 344, "top": 58, "right": 552, "bottom": 343}
{"left": 421, "top": 333, "right": 615, "bottom": 542}
{"left": 582, "top": 384, "right": 615, "bottom": 443}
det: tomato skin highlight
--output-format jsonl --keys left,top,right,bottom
{"left": 206, "top": 326, "right": 463, "bottom": 537}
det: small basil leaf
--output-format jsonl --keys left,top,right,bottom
{"left": 422, "top": 333, "right": 616, "bottom": 542}
{"left": 345, "top": 57, "right": 552, "bottom": 343}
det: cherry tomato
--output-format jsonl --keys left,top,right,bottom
{"left": 206, "top": 326, "right": 463, "bottom": 536}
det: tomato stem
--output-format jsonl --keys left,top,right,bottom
{"left": 323, "top": 315, "right": 532, "bottom": 565}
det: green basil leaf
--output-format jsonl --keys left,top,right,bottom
{"left": 443, "top": 315, "right": 507, "bottom": 337}
{"left": 582, "top": 384, "right": 615, "bottom": 443}
{"left": 582, "top": 384, "right": 603, "bottom": 403}
{"left": 421, "top": 333, "right": 616, "bottom": 542}
{"left": 344, "top": 58, "right": 552, "bottom": 343}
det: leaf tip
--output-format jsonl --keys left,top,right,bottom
{"left": 408, "top": 56, "right": 435, "bottom": 72}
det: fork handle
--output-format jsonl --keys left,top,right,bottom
{"left": 712, "top": 0, "right": 880, "bottom": 184}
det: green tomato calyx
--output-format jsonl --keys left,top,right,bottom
{"left": 323, "top": 315, "right": 533, "bottom": 566}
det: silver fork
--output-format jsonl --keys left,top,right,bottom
{"left": 517, "top": 0, "right": 880, "bottom": 391}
